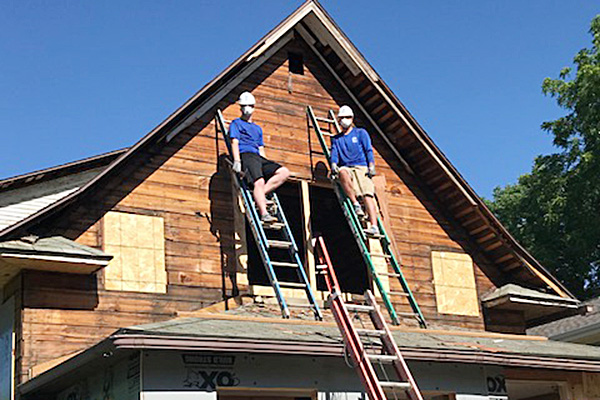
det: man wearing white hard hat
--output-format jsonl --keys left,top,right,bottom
{"left": 330, "top": 105, "right": 379, "bottom": 235}
{"left": 230, "top": 91, "right": 290, "bottom": 223}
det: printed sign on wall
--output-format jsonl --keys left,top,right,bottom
{"left": 487, "top": 374, "right": 508, "bottom": 400}
{"left": 181, "top": 354, "right": 240, "bottom": 391}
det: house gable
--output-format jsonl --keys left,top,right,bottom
{"left": 0, "top": 1, "right": 570, "bottom": 302}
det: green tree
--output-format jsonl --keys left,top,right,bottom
{"left": 488, "top": 15, "right": 600, "bottom": 299}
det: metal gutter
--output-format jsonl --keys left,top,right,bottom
{"left": 111, "top": 332, "right": 600, "bottom": 372}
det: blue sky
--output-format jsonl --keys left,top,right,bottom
{"left": 0, "top": 1, "right": 597, "bottom": 198}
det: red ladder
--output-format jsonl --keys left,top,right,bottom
{"left": 314, "top": 235, "right": 424, "bottom": 400}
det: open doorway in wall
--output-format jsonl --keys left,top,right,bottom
{"left": 247, "top": 182, "right": 306, "bottom": 286}
{"left": 507, "top": 380, "right": 563, "bottom": 399}
{"left": 219, "top": 389, "right": 316, "bottom": 400}
{"left": 310, "top": 185, "right": 369, "bottom": 294}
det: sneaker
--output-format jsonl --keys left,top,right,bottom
{"left": 261, "top": 213, "right": 278, "bottom": 223}
{"left": 365, "top": 225, "right": 380, "bottom": 236}
{"left": 353, "top": 202, "right": 365, "bottom": 218}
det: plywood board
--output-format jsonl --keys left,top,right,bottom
{"left": 432, "top": 251, "right": 479, "bottom": 317}
{"left": 103, "top": 211, "right": 166, "bottom": 294}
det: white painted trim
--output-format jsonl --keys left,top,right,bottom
{"left": 0, "top": 252, "right": 110, "bottom": 266}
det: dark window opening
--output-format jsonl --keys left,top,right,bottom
{"left": 288, "top": 52, "right": 304, "bottom": 75}
{"left": 310, "top": 185, "right": 369, "bottom": 294}
{"left": 247, "top": 182, "right": 306, "bottom": 286}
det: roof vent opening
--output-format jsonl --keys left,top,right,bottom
{"left": 288, "top": 52, "right": 304, "bottom": 75}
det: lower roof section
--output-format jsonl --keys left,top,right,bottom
{"left": 0, "top": 235, "right": 111, "bottom": 286}
{"left": 19, "top": 313, "right": 600, "bottom": 397}
{"left": 112, "top": 314, "right": 600, "bottom": 371}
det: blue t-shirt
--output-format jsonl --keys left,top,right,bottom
{"left": 229, "top": 118, "right": 264, "bottom": 155}
{"left": 330, "top": 128, "right": 375, "bottom": 167}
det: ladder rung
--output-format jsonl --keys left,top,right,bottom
{"left": 271, "top": 261, "right": 298, "bottom": 268}
{"left": 268, "top": 240, "right": 293, "bottom": 249}
{"left": 379, "top": 381, "right": 411, "bottom": 390}
{"left": 287, "top": 303, "right": 316, "bottom": 309}
{"left": 321, "top": 132, "right": 335, "bottom": 137}
{"left": 315, "top": 264, "right": 327, "bottom": 270}
{"left": 345, "top": 304, "right": 375, "bottom": 313}
{"left": 366, "top": 354, "right": 398, "bottom": 363}
{"left": 316, "top": 116, "right": 336, "bottom": 124}
{"left": 397, "top": 312, "right": 419, "bottom": 317}
{"left": 380, "top": 272, "right": 401, "bottom": 278}
{"left": 278, "top": 282, "right": 307, "bottom": 289}
{"left": 371, "top": 253, "right": 392, "bottom": 259}
{"left": 387, "top": 291, "right": 409, "bottom": 297}
{"left": 356, "top": 328, "right": 386, "bottom": 337}
{"left": 262, "top": 222, "right": 284, "bottom": 230}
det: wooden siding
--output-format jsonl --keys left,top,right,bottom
{"left": 16, "top": 36, "right": 504, "bottom": 382}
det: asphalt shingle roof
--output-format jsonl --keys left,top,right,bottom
{"left": 529, "top": 297, "right": 600, "bottom": 339}
{"left": 123, "top": 314, "right": 600, "bottom": 362}
{"left": 0, "top": 235, "right": 109, "bottom": 258}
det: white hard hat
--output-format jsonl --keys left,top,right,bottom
{"left": 238, "top": 91, "right": 256, "bottom": 106}
{"left": 337, "top": 105, "right": 354, "bottom": 118}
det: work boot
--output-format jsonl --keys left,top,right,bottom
{"left": 353, "top": 202, "right": 365, "bottom": 218}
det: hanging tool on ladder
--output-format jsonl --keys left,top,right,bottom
{"left": 314, "top": 235, "right": 424, "bottom": 400}
{"left": 215, "top": 109, "right": 322, "bottom": 321}
{"left": 307, "top": 106, "right": 426, "bottom": 328}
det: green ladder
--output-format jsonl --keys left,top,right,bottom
{"left": 307, "top": 106, "right": 426, "bottom": 328}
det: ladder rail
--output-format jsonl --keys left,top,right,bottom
{"left": 377, "top": 218, "right": 426, "bottom": 327}
{"left": 365, "top": 290, "right": 424, "bottom": 400}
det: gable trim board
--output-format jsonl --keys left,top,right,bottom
{"left": 0, "top": 0, "right": 573, "bottom": 299}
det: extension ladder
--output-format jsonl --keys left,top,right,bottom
{"left": 307, "top": 106, "right": 426, "bottom": 328}
{"left": 314, "top": 235, "right": 424, "bottom": 400}
{"left": 216, "top": 109, "right": 322, "bottom": 320}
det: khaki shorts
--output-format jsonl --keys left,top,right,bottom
{"left": 340, "top": 166, "right": 375, "bottom": 197}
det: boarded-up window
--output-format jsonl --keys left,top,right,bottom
{"left": 431, "top": 251, "right": 479, "bottom": 316}
{"left": 103, "top": 211, "right": 166, "bottom": 293}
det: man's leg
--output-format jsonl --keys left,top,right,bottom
{"left": 363, "top": 195, "right": 378, "bottom": 227}
{"left": 264, "top": 167, "right": 290, "bottom": 195}
{"left": 339, "top": 169, "right": 357, "bottom": 203}
{"left": 252, "top": 178, "right": 268, "bottom": 217}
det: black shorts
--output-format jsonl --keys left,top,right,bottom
{"left": 241, "top": 152, "right": 282, "bottom": 184}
